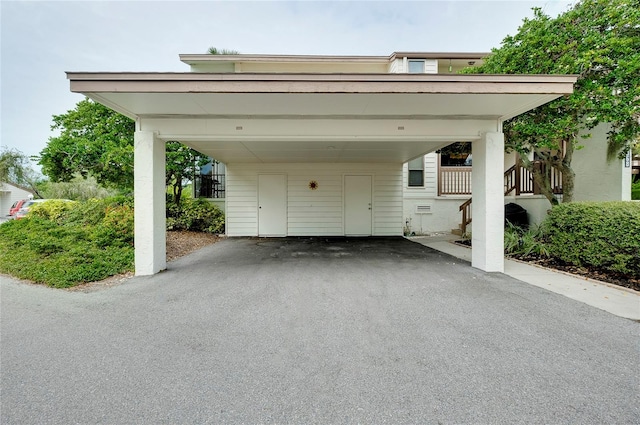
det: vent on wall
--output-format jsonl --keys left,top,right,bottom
{"left": 415, "top": 205, "right": 432, "bottom": 214}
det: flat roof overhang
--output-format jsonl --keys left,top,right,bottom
{"left": 67, "top": 72, "right": 577, "bottom": 163}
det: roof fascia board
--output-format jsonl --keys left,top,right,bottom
{"left": 67, "top": 72, "right": 577, "bottom": 95}
{"left": 66, "top": 72, "right": 578, "bottom": 84}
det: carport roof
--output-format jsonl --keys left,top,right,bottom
{"left": 66, "top": 72, "right": 577, "bottom": 163}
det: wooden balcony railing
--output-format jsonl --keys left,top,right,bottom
{"left": 441, "top": 161, "right": 563, "bottom": 197}
{"left": 459, "top": 198, "right": 472, "bottom": 235}
{"left": 438, "top": 166, "right": 472, "bottom": 195}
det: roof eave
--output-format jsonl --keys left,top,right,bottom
{"left": 66, "top": 72, "right": 578, "bottom": 96}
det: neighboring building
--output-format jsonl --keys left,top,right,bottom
{"left": 0, "top": 182, "right": 34, "bottom": 217}
{"left": 572, "top": 124, "right": 633, "bottom": 203}
{"left": 67, "top": 52, "right": 576, "bottom": 275}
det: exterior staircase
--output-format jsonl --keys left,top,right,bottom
{"left": 452, "top": 161, "right": 562, "bottom": 236}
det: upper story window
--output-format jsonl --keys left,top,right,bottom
{"left": 408, "top": 60, "right": 425, "bottom": 73}
{"left": 407, "top": 157, "right": 424, "bottom": 187}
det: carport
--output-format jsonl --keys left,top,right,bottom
{"left": 66, "top": 70, "right": 575, "bottom": 275}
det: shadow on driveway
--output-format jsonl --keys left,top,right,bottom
{"left": 1, "top": 237, "right": 638, "bottom": 424}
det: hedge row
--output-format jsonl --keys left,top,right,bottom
{"left": 0, "top": 196, "right": 225, "bottom": 287}
{"left": 0, "top": 197, "right": 135, "bottom": 287}
{"left": 543, "top": 202, "right": 640, "bottom": 278}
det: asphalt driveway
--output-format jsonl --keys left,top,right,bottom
{"left": 1, "top": 237, "right": 638, "bottom": 424}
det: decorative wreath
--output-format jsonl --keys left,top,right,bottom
{"left": 308, "top": 180, "right": 318, "bottom": 190}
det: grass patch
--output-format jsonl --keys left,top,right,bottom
{"left": 0, "top": 198, "right": 134, "bottom": 288}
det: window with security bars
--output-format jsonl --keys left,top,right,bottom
{"left": 194, "top": 160, "right": 226, "bottom": 198}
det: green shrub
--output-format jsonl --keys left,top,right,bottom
{"left": 632, "top": 181, "right": 640, "bottom": 200}
{"left": 0, "top": 194, "right": 223, "bottom": 287}
{"left": 166, "top": 197, "right": 225, "bottom": 233}
{"left": 0, "top": 199, "right": 134, "bottom": 288}
{"left": 93, "top": 205, "right": 135, "bottom": 248}
{"left": 29, "top": 200, "right": 77, "bottom": 223}
{"left": 544, "top": 202, "right": 640, "bottom": 277}
{"left": 504, "top": 223, "right": 550, "bottom": 258}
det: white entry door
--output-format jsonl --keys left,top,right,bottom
{"left": 258, "top": 174, "right": 287, "bottom": 236}
{"left": 344, "top": 175, "right": 372, "bottom": 236}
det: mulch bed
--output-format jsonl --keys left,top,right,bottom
{"left": 519, "top": 256, "right": 640, "bottom": 292}
{"left": 166, "top": 230, "right": 221, "bottom": 262}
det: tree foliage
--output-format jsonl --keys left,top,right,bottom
{"left": 0, "top": 147, "right": 44, "bottom": 197}
{"left": 207, "top": 47, "right": 239, "bottom": 55}
{"left": 40, "top": 174, "right": 118, "bottom": 201}
{"left": 38, "top": 98, "right": 209, "bottom": 205}
{"left": 166, "top": 142, "right": 209, "bottom": 205}
{"left": 39, "top": 99, "right": 135, "bottom": 190}
{"left": 464, "top": 0, "right": 640, "bottom": 204}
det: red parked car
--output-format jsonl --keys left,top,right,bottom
{"left": 8, "top": 199, "right": 28, "bottom": 218}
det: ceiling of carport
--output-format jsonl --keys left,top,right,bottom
{"left": 68, "top": 73, "right": 576, "bottom": 163}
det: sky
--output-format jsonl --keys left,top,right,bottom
{"left": 1, "top": 0, "right": 573, "bottom": 170}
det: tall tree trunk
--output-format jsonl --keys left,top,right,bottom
{"left": 169, "top": 173, "right": 183, "bottom": 207}
{"left": 518, "top": 152, "right": 559, "bottom": 206}
{"left": 173, "top": 177, "right": 183, "bottom": 207}
{"left": 559, "top": 140, "right": 575, "bottom": 203}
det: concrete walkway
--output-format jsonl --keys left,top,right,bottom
{"left": 410, "top": 234, "right": 640, "bottom": 321}
{"left": 2, "top": 237, "right": 639, "bottom": 424}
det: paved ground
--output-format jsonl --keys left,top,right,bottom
{"left": 412, "top": 234, "right": 640, "bottom": 320}
{"left": 1, "top": 237, "right": 639, "bottom": 424}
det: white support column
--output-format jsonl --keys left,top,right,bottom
{"left": 472, "top": 131, "right": 504, "bottom": 272}
{"left": 134, "top": 131, "right": 166, "bottom": 275}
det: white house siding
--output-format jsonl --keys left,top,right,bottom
{"left": 0, "top": 183, "right": 32, "bottom": 217}
{"left": 402, "top": 153, "right": 466, "bottom": 234}
{"left": 424, "top": 60, "right": 438, "bottom": 74}
{"left": 226, "top": 163, "right": 402, "bottom": 237}
{"left": 225, "top": 167, "right": 258, "bottom": 236}
{"left": 390, "top": 58, "right": 404, "bottom": 73}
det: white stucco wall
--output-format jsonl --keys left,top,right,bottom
{"left": 504, "top": 195, "right": 552, "bottom": 227}
{"left": 226, "top": 163, "right": 403, "bottom": 237}
{"left": 573, "top": 123, "right": 631, "bottom": 201}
